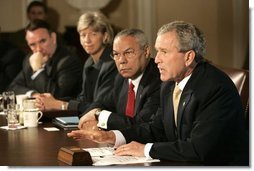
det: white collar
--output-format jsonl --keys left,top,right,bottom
{"left": 176, "top": 74, "right": 192, "bottom": 91}
{"left": 128, "top": 73, "right": 143, "bottom": 94}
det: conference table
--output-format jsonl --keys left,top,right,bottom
{"left": 0, "top": 111, "right": 201, "bottom": 166}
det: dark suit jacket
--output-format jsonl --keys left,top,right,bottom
{"left": 8, "top": 46, "right": 83, "bottom": 100}
{"left": 68, "top": 46, "right": 118, "bottom": 114}
{"left": 0, "top": 40, "right": 25, "bottom": 93}
{"left": 89, "top": 59, "right": 161, "bottom": 130}
{"left": 120, "top": 61, "right": 249, "bottom": 165}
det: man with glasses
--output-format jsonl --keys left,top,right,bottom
{"left": 8, "top": 19, "right": 83, "bottom": 101}
{"left": 78, "top": 28, "right": 161, "bottom": 130}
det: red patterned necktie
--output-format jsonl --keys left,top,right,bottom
{"left": 125, "top": 81, "right": 135, "bottom": 118}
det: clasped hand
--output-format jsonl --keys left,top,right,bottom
{"left": 34, "top": 93, "right": 56, "bottom": 111}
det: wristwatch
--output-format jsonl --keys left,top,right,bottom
{"left": 94, "top": 109, "right": 101, "bottom": 121}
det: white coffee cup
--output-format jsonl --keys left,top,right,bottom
{"left": 23, "top": 109, "right": 43, "bottom": 127}
{"left": 23, "top": 98, "right": 36, "bottom": 110}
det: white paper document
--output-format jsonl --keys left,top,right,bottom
{"left": 43, "top": 127, "right": 60, "bottom": 131}
{"left": 83, "top": 147, "right": 160, "bottom": 166}
{"left": 84, "top": 147, "right": 114, "bottom": 157}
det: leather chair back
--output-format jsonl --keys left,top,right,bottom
{"left": 216, "top": 65, "right": 249, "bottom": 127}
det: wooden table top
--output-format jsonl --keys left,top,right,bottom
{"left": 0, "top": 113, "right": 201, "bottom": 166}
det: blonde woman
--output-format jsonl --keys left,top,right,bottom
{"left": 36, "top": 11, "right": 118, "bottom": 114}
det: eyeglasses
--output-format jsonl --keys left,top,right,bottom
{"left": 110, "top": 49, "right": 136, "bottom": 60}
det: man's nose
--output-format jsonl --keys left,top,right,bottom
{"left": 154, "top": 53, "right": 160, "bottom": 64}
{"left": 34, "top": 44, "right": 43, "bottom": 52}
{"left": 118, "top": 54, "right": 128, "bottom": 64}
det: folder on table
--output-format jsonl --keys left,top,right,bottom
{"left": 53, "top": 116, "right": 79, "bottom": 129}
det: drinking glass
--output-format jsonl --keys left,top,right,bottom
{"left": 6, "top": 104, "right": 19, "bottom": 128}
{"left": 0, "top": 94, "right": 3, "bottom": 112}
{"left": 2, "top": 91, "right": 15, "bottom": 110}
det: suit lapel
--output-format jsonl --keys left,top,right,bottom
{"left": 164, "top": 84, "right": 177, "bottom": 140}
{"left": 45, "top": 47, "right": 61, "bottom": 76}
{"left": 134, "top": 79, "right": 144, "bottom": 115}
{"left": 45, "top": 62, "right": 53, "bottom": 76}
{"left": 176, "top": 87, "right": 193, "bottom": 136}
{"left": 120, "top": 80, "right": 129, "bottom": 114}
{"left": 175, "top": 62, "right": 204, "bottom": 130}
{"left": 79, "top": 57, "right": 93, "bottom": 98}
{"left": 133, "top": 60, "right": 151, "bottom": 115}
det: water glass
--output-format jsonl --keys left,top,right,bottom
{"left": 0, "top": 94, "right": 3, "bottom": 112}
{"left": 6, "top": 106, "right": 19, "bottom": 128}
{"left": 3, "top": 91, "right": 15, "bottom": 110}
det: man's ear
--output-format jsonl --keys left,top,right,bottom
{"left": 185, "top": 50, "right": 195, "bottom": 66}
{"left": 144, "top": 45, "right": 151, "bottom": 59}
{"left": 51, "top": 32, "right": 57, "bottom": 45}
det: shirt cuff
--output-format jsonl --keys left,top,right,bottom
{"left": 112, "top": 130, "right": 126, "bottom": 148}
{"left": 26, "top": 90, "right": 35, "bottom": 98}
{"left": 144, "top": 143, "right": 153, "bottom": 160}
{"left": 31, "top": 68, "right": 44, "bottom": 80}
{"left": 97, "top": 110, "right": 111, "bottom": 129}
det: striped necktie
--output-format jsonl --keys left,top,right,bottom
{"left": 173, "top": 84, "right": 182, "bottom": 126}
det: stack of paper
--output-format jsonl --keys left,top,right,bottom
{"left": 83, "top": 147, "right": 160, "bottom": 166}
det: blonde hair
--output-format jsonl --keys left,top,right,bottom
{"left": 77, "top": 11, "right": 114, "bottom": 45}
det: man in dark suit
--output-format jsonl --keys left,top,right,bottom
{"left": 67, "top": 21, "right": 248, "bottom": 165}
{"left": 78, "top": 28, "right": 161, "bottom": 130}
{"left": 8, "top": 19, "right": 83, "bottom": 100}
